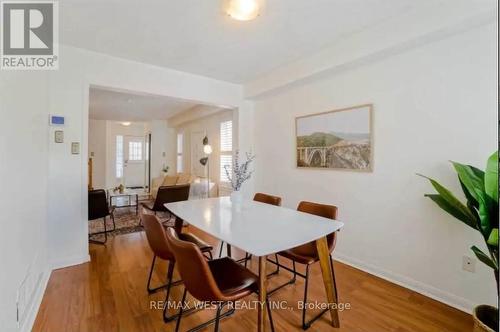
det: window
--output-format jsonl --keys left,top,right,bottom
{"left": 129, "top": 141, "right": 143, "bottom": 161}
{"left": 116, "top": 135, "right": 123, "bottom": 178}
{"left": 220, "top": 120, "right": 232, "bottom": 182}
{"left": 177, "top": 133, "right": 183, "bottom": 172}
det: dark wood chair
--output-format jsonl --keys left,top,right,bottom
{"left": 142, "top": 214, "right": 213, "bottom": 322}
{"left": 268, "top": 201, "right": 340, "bottom": 330}
{"left": 141, "top": 184, "right": 190, "bottom": 225}
{"left": 165, "top": 227, "right": 275, "bottom": 332}
{"left": 219, "top": 192, "right": 282, "bottom": 265}
{"left": 88, "top": 189, "right": 115, "bottom": 244}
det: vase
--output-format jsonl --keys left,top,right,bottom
{"left": 230, "top": 191, "right": 243, "bottom": 205}
{"left": 473, "top": 305, "right": 498, "bottom": 332}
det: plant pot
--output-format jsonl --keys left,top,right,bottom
{"left": 473, "top": 305, "right": 499, "bottom": 332}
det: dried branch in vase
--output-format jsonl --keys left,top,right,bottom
{"left": 224, "top": 150, "right": 255, "bottom": 191}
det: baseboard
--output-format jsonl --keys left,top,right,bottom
{"left": 20, "top": 253, "right": 91, "bottom": 332}
{"left": 19, "top": 268, "right": 51, "bottom": 332}
{"left": 50, "top": 253, "right": 91, "bottom": 271}
{"left": 334, "top": 253, "right": 474, "bottom": 313}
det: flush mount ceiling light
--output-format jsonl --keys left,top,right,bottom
{"left": 226, "top": 0, "right": 261, "bottom": 21}
{"left": 121, "top": 122, "right": 131, "bottom": 126}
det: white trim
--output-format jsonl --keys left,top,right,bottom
{"left": 50, "top": 254, "right": 91, "bottom": 271}
{"left": 334, "top": 253, "right": 474, "bottom": 313}
{"left": 19, "top": 269, "right": 51, "bottom": 332}
{"left": 21, "top": 253, "right": 91, "bottom": 332}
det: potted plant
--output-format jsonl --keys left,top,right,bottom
{"left": 419, "top": 151, "right": 498, "bottom": 332}
{"left": 224, "top": 150, "right": 255, "bottom": 206}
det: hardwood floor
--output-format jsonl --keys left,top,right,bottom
{"left": 33, "top": 228, "right": 472, "bottom": 332}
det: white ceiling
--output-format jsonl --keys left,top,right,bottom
{"left": 89, "top": 87, "right": 198, "bottom": 121}
{"left": 60, "top": 0, "right": 444, "bottom": 84}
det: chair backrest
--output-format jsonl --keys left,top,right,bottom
{"left": 142, "top": 214, "right": 174, "bottom": 261}
{"left": 165, "top": 227, "right": 223, "bottom": 302}
{"left": 152, "top": 184, "right": 191, "bottom": 211}
{"left": 290, "top": 201, "right": 339, "bottom": 258}
{"left": 253, "top": 192, "right": 282, "bottom": 206}
{"left": 88, "top": 189, "right": 109, "bottom": 220}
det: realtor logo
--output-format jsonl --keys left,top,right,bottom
{"left": 1, "top": 1, "right": 58, "bottom": 70}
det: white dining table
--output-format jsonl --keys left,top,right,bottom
{"left": 165, "top": 197, "right": 344, "bottom": 331}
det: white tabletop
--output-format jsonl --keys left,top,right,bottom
{"left": 165, "top": 197, "right": 344, "bottom": 257}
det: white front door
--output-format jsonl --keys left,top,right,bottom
{"left": 123, "top": 135, "right": 145, "bottom": 188}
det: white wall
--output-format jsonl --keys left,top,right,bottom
{"left": 0, "top": 72, "right": 50, "bottom": 331}
{"left": 252, "top": 23, "right": 497, "bottom": 310}
{"left": 150, "top": 120, "right": 175, "bottom": 179}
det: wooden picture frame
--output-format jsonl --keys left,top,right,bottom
{"left": 295, "top": 104, "right": 373, "bottom": 171}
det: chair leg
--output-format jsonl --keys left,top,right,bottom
{"left": 175, "top": 287, "right": 188, "bottom": 332}
{"left": 302, "top": 264, "right": 310, "bottom": 329}
{"left": 218, "top": 241, "right": 224, "bottom": 258}
{"left": 268, "top": 259, "right": 299, "bottom": 295}
{"left": 266, "top": 254, "right": 280, "bottom": 277}
{"left": 147, "top": 257, "right": 182, "bottom": 294}
{"left": 213, "top": 303, "right": 222, "bottom": 332}
{"left": 244, "top": 253, "right": 250, "bottom": 268}
{"left": 187, "top": 302, "right": 235, "bottom": 332}
{"left": 89, "top": 217, "right": 108, "bottom": 244}
{"left": 110, "top": 213, "right": 116, "bottom": 231}
{"left": 266, "top": 296, "right": 275, "bottom": 332}
{"left": 163, "top": 261, "right": 186, "bottom": 322}
{"left": 301, "top": 262, "right": 331, "bottom": 330}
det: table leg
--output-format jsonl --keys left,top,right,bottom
{"left": 226, "top": 244, "right": 232, "bottom": 258}
{"left": 315, "top": 236, "right": 340, "bottom": 327}
{"left": 135, "top": 194, "right": 139, "bottom": 215}
{"left": 173, "top": 215, "right": 183, "bottom": 234}
{"left": 258, "top": 256, "right": 267, "bottom": 332}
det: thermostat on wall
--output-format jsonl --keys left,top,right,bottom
{"left": 49, "top": 115, "right": 65, "bottom": 126}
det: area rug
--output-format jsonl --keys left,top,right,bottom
{"left": 88, "top": 202, "right": 174, "bottom": 241}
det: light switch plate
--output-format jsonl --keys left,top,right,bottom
{"left": 71, "top": 142, "right": 80, "bottom": 154}
{"left": 54, "top": 130, "right": 64, "bottom": 143}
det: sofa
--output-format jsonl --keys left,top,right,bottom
{"left": 150, "top": 173, "right": 197, "bottom": 199}
{"left": 151, "top": 173, "right": 219, "bottom": 200}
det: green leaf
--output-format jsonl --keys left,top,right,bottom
{"left": 460, "top": 177, "right": 479, "bottom": 209}
{"left": 471, "top": 245, "right": 498, "bottom": 270}
{"left": 487, "top": 228, "right": 499, "bottom": 247}
{"left": 418, "top": 174, "right": 478, "bottom": 223}
{"left": 485, "top": 151, "right": 498, "bottom": 203}
{"left": 451, "top": 161, "right": 484, "bottom": 204}
{"left": 476, "top": 192, "right": 492, "bottom": 237}
{"left": 425, "top": 194, "right": 477, "bottom": 229}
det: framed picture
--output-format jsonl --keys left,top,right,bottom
{"left": 296, "top": 104, "right": 373, "bottom": 171}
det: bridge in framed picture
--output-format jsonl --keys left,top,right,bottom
{"left": 296, "top": 104, "right": 373, "bottom": 171}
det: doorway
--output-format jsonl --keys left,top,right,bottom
{"left": 123, "top": 135, "right": 146, "bottom": 188}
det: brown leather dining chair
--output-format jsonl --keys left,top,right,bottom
{"left": 165, "top": 227, "right": 275, "bottom": 332}
{"left": 142, "top": 214, "right": 213, "bottom": 322}
{"left": 141, "top": 184, "right": 190, "bottom": 225}
{"left": 219, "top": 192, "right": 282, "bottom": 264}
{"left": 268, "top": 201, "right": 339, "bottom": 330}
{"left": 88, "top": 189, "right": 115, "bottom": 244}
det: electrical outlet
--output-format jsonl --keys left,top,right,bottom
{"left": 463, "top": 256, "right": 476, "bottom": 272}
